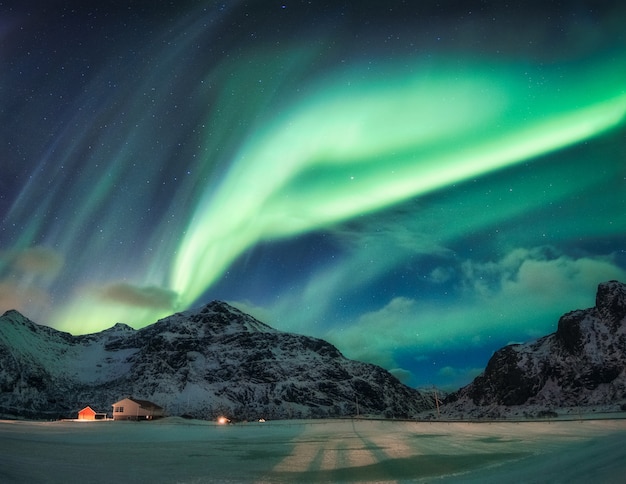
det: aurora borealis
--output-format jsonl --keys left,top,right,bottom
{"left": 2, "top": 1, "right": 626, "bottom": 389}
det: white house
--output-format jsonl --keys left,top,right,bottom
{"left": 111, "top": 397, "right": 164, "bottom": 421}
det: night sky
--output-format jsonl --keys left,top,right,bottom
{"left": 2, "top": 1, "right": 625, "bottom": 390}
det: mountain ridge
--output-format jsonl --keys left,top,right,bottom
{"left": 0, "top": 301, "right": 432, "bottom": 420}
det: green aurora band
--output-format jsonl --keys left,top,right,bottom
{"left": 171, "top": 54, "right": 626, "bottom": 311}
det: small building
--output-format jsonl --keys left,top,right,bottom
{"left": 77, "top": 406, "right": 107, "bottom": 420}
{"left": 111, "top": 397, "right": 164, "bottom": 421}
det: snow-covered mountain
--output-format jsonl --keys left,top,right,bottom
{"left": 444, "top": 280, "right": 626, "bottom": 418}
{"left": 0, "top": 301, "right": 432, "bottom": 420}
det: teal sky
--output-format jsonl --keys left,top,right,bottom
{"left": 1, "top": 1, "right": 625, "bottom": 389}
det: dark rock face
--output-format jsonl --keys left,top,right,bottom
{"left": 556, "top": 310, "right": 585, "bottom": 354}
{"left": 445, "top": 281, "right": 626, "bottom": 414}
{"left": 596, "top": 280, "right": 626, "bottom": 329}
{"left": 465, "top": 345, "right": 541, "bottom": 406}
{"left": 0, "top": 302, "right": 431, "bottom": 420}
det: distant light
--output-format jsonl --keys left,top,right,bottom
{"left": 217, "top": 416, "right": 230, "bottom": 425}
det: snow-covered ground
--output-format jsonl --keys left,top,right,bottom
{"left": 1, "top": 417, "right": 625, "bottom": 483}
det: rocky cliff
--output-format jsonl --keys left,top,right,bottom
{"left": 444, "top": 280, "right": 626, "bottom": 417}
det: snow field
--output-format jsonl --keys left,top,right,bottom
{"left": 1, "top": 417, "right": 626, "bottom": 483}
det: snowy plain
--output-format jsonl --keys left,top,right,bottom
{"left": 1, "top": 416, "right": 626, "bottom": 483}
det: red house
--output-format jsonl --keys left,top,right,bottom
{"left": 77, "top": 406, "right": 107, "bottom": 420}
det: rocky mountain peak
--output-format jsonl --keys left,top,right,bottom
{"left": 106, "top": 322, "right": 136, "bottom": 332}
{"left": 182, "top": 300, "right": 277, "bottom": 335}
{"left": 0, "top": 309, "right": 73, "bottom": 343}
{"left": 203, "top": 300, "right": 238, "bottom": 313}
{"left": 1, "top": 309, "right": 30, "bottom": 326}
{"left": 596, "top": 280, "right": 626, "bottom": 328}
{"left": 1, "top": 309, "right": 22, "bottom": 319}
{"left": 556, "top": 280, "right": 626, "bottom": 355}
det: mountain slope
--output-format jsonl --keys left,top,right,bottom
{"left": 0, "top": 301, "right": 431, "bottom": 420}
{"left": 444, "top": 280, "right": 626, "bottom": 417}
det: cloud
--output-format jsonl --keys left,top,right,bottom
{"left": 263, "top": 206, "right": 455, "bottom": 336}
{"left": 98, "top": 283, "right": 178, "bottom": 310}
{"left": 460, "top": 246, "right": 626, "bottom": 318}
{"left": 14, "top": 247, "right": 63, "bottom": 275}
{"left": 0, "top": 281, "right": 50, "bottom": 318}
{"left": 324, "top": 247, "right": 626, "bottom": 385}
{"left": 429, "top": 266, "right": 453, "bottom": 284}
{"left": 0, "top": 247, "right": 63, "bottom": 320}
{"left": 2, "top": 246, "right": 64, "bottom": 277}
{"left": 436, "top": 366, "right": 484, "bottom": 391}
{"left": 389, "top": 368, "right": 413, "bottom": 384}
{"left": 325, "top": 296, "right": 423, "bottom": 369}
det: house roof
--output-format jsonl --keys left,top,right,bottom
{"left": 79, "top": 406, "right": 106, "bottom": 415}
{"left": 112, "top": 397, "right": 163, "bottom": 410}
{"left": 131, "top": 398, "right": 163, "bottom": 410}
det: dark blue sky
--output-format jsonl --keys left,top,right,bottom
{"left": 1, "top": 0, "right": 625, "bottom": 389}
